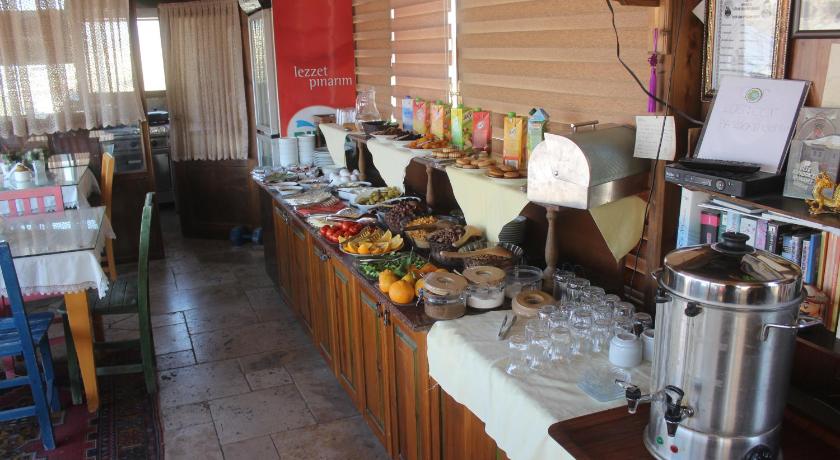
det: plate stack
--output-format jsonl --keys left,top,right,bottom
{"left": 277, "top": 137, "right": 299, "bottom": 167}
{"left": 313, "top": 147, "right": 335, "bottom": 168}
{"left": 298, "top": 134, "right": 316, "bottom": 166}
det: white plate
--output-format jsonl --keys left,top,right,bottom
{"left": 486, "top": 176, "right": 527, "bottom": 187}
{"left": 451, "top": 165, "right": 486, "bottom": 174}
{"left": 409, "top": 148, "right": 439, "bottom": 155}
{"left": 270, "top": 186, "right": 304, "bottom": 196}
{"left": 372, "top": 134, "right": 398, "bottom": 141}
{"left": 391, "top": 140, "right": 415, "bottom": 148}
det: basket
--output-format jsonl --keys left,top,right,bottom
{"left": 458, "top": 241, "right": 524, "bottom": 270}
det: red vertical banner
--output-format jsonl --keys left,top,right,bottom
{"left": 273, "top": 0, "right": 357, "bottom": 136}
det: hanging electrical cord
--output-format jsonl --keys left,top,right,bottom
{"left": 604, "top": 0, "right": 704, "bottom": 127}
{"left": 611, "top": 0, "right": 688, "bottom": 292}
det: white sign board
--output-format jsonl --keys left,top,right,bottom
{"left": 634, "top": 116, "right": 676, "bottom": 161}
{"left": 696, "top": 76, "right": 809, "bottom": 173}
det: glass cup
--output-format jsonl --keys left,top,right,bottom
{"left": 549, "top": 327, "right": 573, "bottom": 363}
{"left": 614, "top": 317, "right": 635, "bottom": 337}
{"left": 528, "top": 330, "right": 553, "bottom": 371}
{"left": 506, "top": 334, "right": 530, "bottom": 377}
{"left": 581, "top": 286, "right": 606, "bottom": 307}
{"left": 591, "top": 318, "right": 613, "bottom": 353}
{"left": 549, "top": 309, "right": 570, "bottom": 329}
{"left": 538, "top": 305, "right": 559, "bottom": 330}
{"left": 614, "top": 301, "right": 636, "bottom": 321}
{"left": 633, "top": 312, "right": 653, "bottom": 336}
{"left": 525, "top": 319, "right": 546, "bottom": 342}
{"left": 566, "top": 277, "right": 590, "bottom": 303}
{"left": 604, "top": 294, "right": 621, "bottom": 310}
{"left": 552, "top": 270, "right": 575, "bottom": 303}
{"left": 593, "top": 304, "right": 613, "bottom": 322}
{"left": 570, "top": 308, "right": 594, "bottom": 356}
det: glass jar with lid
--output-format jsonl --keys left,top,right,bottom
{"left": 504, "top": 265, "right": 543, "bottom": 299}
{"left": 421, "top": 272, "right": 468, "bottom": 320}
{"left": 463, "top": 266, "right": 506, "bottom": 310}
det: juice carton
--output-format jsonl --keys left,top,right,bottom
{"left": 503, "top": 112, "right": 526, "bottom": 168}
{"left": 472, "top": 108, "right": 492, "bottom": 152}
{"left": 527, "top": 108, "right": 549, "bottom": 164}
{"left": 413, "top": 99, "right": 430, "bottom": 135}
{"left": 402, "top": 96, "right": 414, "bottom": 132}
{"left": 430, "top": 100, "right": 450, "bottom": 140}
{"left": 451, "top": 105, "right": 473, "bottom": 149}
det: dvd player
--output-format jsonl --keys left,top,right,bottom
{"left": 664, "top": 163, "right": 784, "bottom": 197}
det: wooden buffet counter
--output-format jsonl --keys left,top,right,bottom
{"left": 257, "top": 181, "right": 509, "bottom": 460}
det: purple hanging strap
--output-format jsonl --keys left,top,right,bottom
{"left": 648, "top": 29, "right": 658, "bottom": 113}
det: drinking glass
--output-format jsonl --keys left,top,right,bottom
{"left": 538, "top": 305, "right": 558, "bottom": 330}
{"left": 552, "top": 270, "right": 575, "bottom": 302}
{"left": 570, "top": 308, "right": 594, "bottom": 356}
{"left": 582, "top": 286, "right": 606, "bottom": 307}
{"left": 591, "top": 318, "right": 612, "bottom": 353}
{"left": 528, "top": 330, "right": 552, "bottom": 371}
{"left": 525, "top": 319, "right": 546, "bottom": 342}
{"left": 604, "top": 294, "right": 621, "bottom": 310}
{"left": 593, "top": 304, "right": 613, "bottom": 322}
{"left": 614, "top": 301, "right": 635, "bottom": 321}
{"left": 549, "top": 309, "right": 570, "bottom": 329}
{"left": 506, "top": 334, "right": 530, "bottom": 377}
{"left": 614, "top": 317, "right": 634, "bottom": 337}
{"left": 549, "top": 327, "right": 572, "bottom": 362}
{"left": 633, "top": 312, "right": 653, "bottom": 336}
{"left": 566, "top": 277, "right": 590, "bottom": 303}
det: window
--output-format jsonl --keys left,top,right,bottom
{"left": 137, "top": 18, "right": 166, "bottom": 92}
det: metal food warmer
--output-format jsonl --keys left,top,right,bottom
{"left": 527, "top": 124, "right": 650, "bottom": 209}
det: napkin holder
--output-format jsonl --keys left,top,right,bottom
{"left": 527, "top": 125, "right": 650, "bottom": 209}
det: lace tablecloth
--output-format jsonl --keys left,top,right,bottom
{"left": 0, "top": 214, "right": 115, "bottom": 299}
{"left": 427, "top": 311, "right": 651, "bottom": 460}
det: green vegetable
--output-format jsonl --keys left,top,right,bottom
{"left": 357, "top": 253, "right": 426, "bottom": 279}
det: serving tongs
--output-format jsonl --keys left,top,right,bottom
{"left": 497, "top": 314, "right": 517, "bottom": 340}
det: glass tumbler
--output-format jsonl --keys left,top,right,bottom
{"left": 633, "top": 312, "right": 653, "bottom": 336}
{"left": 549, "top": 309, "right": 570, "bottom": 329}
{"left": 549, "top": 327, "right": 572, "bottom": 362}
{"left": 614, "top": 317, "right": 634, "bottom": 337}
{"left": 593, "top": 304, "right": 613, "bottom": 322}
{"left": 538, "top": 305, "right": 558, "bottom": 330}
{"left": 604, "top": 294, "right": 621, "bottom": 311}
{"left": 506, "top": 334, "right": 530, "bottom": 377}
{"left": 582, "top": 286, "right": 606, "bottom": 307}
{"left": 591, "top": 318, "right": 613, "bottom": 353}
{"left": 566, "top": 278, "right": 590, "bottom": 303}
{"left": 552, "top": 270, "right": 575, "bottom": 303}
{"left": 528, "top": 330, "right": 552, "bottom": 371}
{"left": 570, "top": 308, "right": 594, "bottom": 356}
{"left": 525, "top": 319, "right": 546, "bottom": 342}
{"left": 614, "top": 301, "right": 636, "bottom": 321}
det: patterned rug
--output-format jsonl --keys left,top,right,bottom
{"left": 0, "top": 373, "right": 162, "bottom": 460}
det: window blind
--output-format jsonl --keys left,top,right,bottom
{"left": 353, "top": 0, "right": 393, "bottom": 119}
{"left": 391, "top": 0, "right": 451, "bottom": 121}
{"left": 458, "top": 0, "right": 656, "bottom": 138}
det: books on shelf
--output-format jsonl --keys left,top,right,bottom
{"left": 677, "top": 189, "right": 840, "bottom": 334}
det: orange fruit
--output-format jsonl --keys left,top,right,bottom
{"left": 378, "top": 270, "right": 398, "bottom": 293}
{"left": 389, "top": 280, "right": 415, "bottom": 304}
{"left": 435, "top": 268, "right": 448, "bottom": 273}
{"left": 414, "top": 278, "right": 426, "bottom": 297}
{"left": 419, "top": 263, "right": 437, "bottom": 274}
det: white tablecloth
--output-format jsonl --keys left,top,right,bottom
{"left": 427, "top": 311, "right": 651, "bottom": 460}
{"left": 0, "top": 216, "right": 115, "bottom": 299}
{"left": 366, "top": 139, "right": 414, "bottom": 190}
{"left": 320, "top": 123, "right": 353, "bottom": 167}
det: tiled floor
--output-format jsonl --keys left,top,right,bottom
{"left": 109, "top": 208, "right": 388, "bottom": 459}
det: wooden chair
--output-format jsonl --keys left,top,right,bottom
{"left": 0, "top": 241, "right": 61, "bottom": 450}
{"left": 101, "top": 149, "right": 117, "bottom": 281}
{"left": 0, "top": 186, "right": 64, "bottom": 217}
{"left": 63, "top": 192, "right": 156, "bottom": 402}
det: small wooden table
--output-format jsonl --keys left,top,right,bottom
{"left": 0, "top": 206, "right": 114, "bottom": 412}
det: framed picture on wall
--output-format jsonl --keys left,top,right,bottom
{"left": 792, "top": 0, "right": 840, "bottom": 37}
{"left": 702, "top": 0, "right": 792, "bottom": 100}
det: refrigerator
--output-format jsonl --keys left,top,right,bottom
{"left": 248, "top": 8, "right": 280, "bottom": 167}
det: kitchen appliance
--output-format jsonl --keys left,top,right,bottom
{"left": 238, "top": 0, "right": 270, "bottom": 14}
{"left": 664, "top": 162, "right": 784, "bottom": 198}
{"left": 99, "top": 126, "right": 144, "bottom": 173}
{"left": 248, "top": 8, "right": 281, "bottom": 167}
{"left": 527, "top": 124, "right": 650, "bottom": 209}
{"left": 617, "top": 232, "right": 821, "bottom": 459}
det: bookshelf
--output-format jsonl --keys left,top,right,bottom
{"left": 682, "top": 184, "right": 840, "bottom": 357}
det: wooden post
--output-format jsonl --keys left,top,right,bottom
{"left": 543, "top": 205, "right": 560, "bottom": 290}
{"left": 425, "top": 163, "right": 435, "bottom": 211}
{"left": 357, "top": 141, "right": 367, "bottom": 182}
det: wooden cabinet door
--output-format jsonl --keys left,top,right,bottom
{"left": 437, "top": 390, "right": 502, "bottom": 460}
{"left": 289, "top": 221, "right": 312, "bottom": 332}
{"left": 272, "top": 205, "right": 292, "bottom": 300}
{"left": 358, "top": 286, "right": 392, "bottom": 453}
{"left": 330, "top": 260, "right": 363, "bottom": 408}
{"left": 309, "top": 240, "right": 335, "bottom": 370}
{"left": 389, "top": 312, "right": 432, "bottom": 460}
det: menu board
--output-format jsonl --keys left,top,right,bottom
{"left": 696, "top": 77, "right": 809, "bottom": 173}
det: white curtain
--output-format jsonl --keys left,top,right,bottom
{"left": 0, "top": 0, "right": 145, "bottom": 139}
{"left": 159, "top": 0, "right": 248, "bottom": 161}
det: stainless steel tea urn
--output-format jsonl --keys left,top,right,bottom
{"left": 617, "top": 232, "right": 821, "bottom": 459}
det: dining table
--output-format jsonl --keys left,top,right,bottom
{"left": 0, "top": 206, "right": 115, "bottom": 412}
{"left": 0, "top": 165, "right": 99, "bottom": 215}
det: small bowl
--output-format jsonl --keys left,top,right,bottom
{"left": 13, "top": 170, "right": 32, "bottom": 182}
{"left": 391, "top": 140, "right": 414, "bottom": 148}
{"left": 362, "top": 121, "right": 388, "bottom": 135}
{"left": 372, "top": 134, "right": 397, "bottom": 142}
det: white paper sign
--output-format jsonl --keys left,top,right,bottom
{"left": 822, "top": 43, "right": 840, "bottom": 108}
{"left": 693, "top": 1, "right": 706, "bottom": 24}
{"left": 696, "top": 77, "right": 808, "bottom": 173}
{"left": 634, "top": 116, "right": 676, "bottom": 161}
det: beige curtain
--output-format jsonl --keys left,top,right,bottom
{"left": 0, "top": 0, "right": 145, "bottom": 138}
{"left": 159, "top": 0, "right": 248, "bottom": 161}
